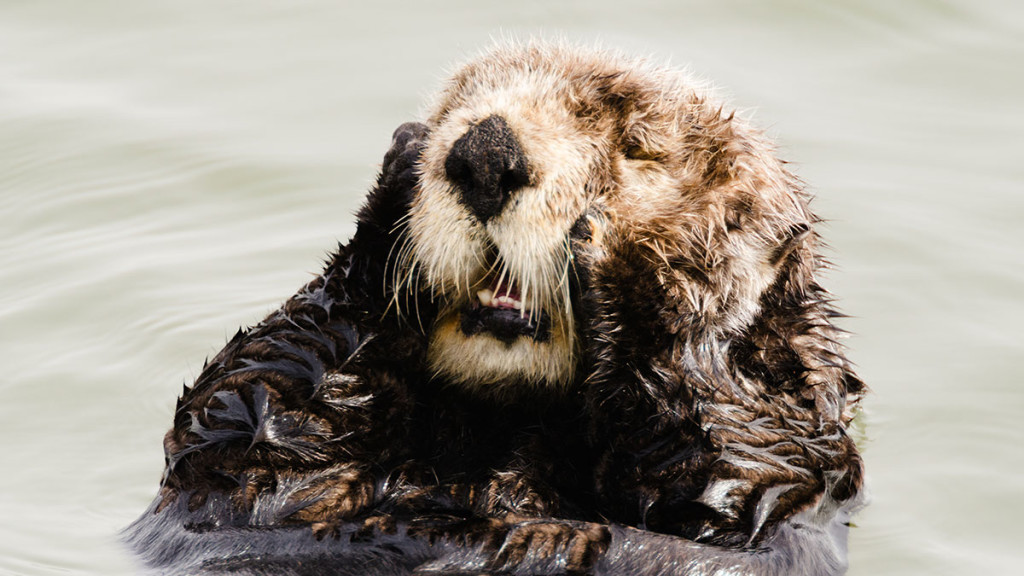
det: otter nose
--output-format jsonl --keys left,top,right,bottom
{"left": 444, "top": 115, "right": 530, "bottom": 223}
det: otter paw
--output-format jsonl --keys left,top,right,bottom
{"left": 491, "top": 520, "right": 611, "bottom": 573}
{"left": 381, "top": 121, "right": 429, "bottom": 200}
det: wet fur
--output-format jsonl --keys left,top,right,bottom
{"left": 125, "top": 42, "right": 865, "bottom": 575}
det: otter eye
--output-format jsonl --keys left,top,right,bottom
{"left": 570, "top": 214, "right": 593, "bottom": 242}
{"left": 570, "top": 212, "right": 604, "bottom": 245}
{"left": 624, "top": 144, "right": 659, "bottom": 161}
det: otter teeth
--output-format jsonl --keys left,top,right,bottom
{"left": 477, "top": 289, "right": 494, "bottom": 306}
{"left": 476, "top": 289, "right": 524, "bottom": 311}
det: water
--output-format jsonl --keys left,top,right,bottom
{"left": 1, "top": 1, "right": 1021, "bottom": 574}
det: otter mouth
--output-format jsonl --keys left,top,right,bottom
{"left": 458, "top": 273, "right": 551, "bottom": 344}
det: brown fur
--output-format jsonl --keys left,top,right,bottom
{"left": 134, "top": 41, "right": 865, "bottom": 575}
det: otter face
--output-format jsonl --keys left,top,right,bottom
{"left": 397, "top": 43, "right": 812, "bottom": 394}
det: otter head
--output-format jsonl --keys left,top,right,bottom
{"left": 396, "top": 42, "right": 819, "bottom": 398}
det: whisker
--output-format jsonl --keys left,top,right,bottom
{"left": 388, "top": 212, "right": 414, "bottom": 236}
{"left": 389, "top": 235, "right": 409, "bottom": 311}
{"left": 412, "top": 262, "right": 426, "bottom": 333}
{"left": 560, "top": 238, "right": 576, "bottom": 362}
{"left": 495, "top": 260, "right": 509, "bottom": 298}
{"left": 385, "top": 232, "right": 411, "bottom": 317}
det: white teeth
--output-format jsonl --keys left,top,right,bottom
{"left": 496, "top": 296, "right": 524, "bottom": 310}
{"left": 477, "top": 289, "right": 494, "bottom": 307}
{"left": 476, "top": 288, "right": 523, "bottom": 310}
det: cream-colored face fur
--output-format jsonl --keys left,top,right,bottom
{"left": 396, "top": 42, "right": 811, "bottom": 395}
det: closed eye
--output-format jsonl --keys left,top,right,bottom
{"left": 624, "top": 144, "right": 661, "bottom": 162}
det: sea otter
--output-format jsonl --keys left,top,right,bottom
{"left": 125, "top": 42, "right": 866, "bottom": 575}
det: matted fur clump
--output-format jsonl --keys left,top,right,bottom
{"left": 125, "top": 41, "right": 866, "bottom": 576}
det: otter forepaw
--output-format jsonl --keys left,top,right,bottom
{"left": 379, "top": 121, "right": 429, "bottom": 210}
{"left": 491, "top": 520, "right": 611, "bottom": 574}
{"left": 356, "top": 121, "right": 430, "bottom": 245}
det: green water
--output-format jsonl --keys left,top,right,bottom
{"left": 2, "top": 1, "right": 1022, "bottom": 574}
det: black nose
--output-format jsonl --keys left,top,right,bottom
{"left": 444, "top": 115, "right": 530, "bottom": 223}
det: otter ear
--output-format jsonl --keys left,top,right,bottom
{"left": 355, "top": 122, "right": 430, "bottom": 246}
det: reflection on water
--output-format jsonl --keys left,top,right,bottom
{"left": 1, "top": 1, "right": 1021, "bottom": 574}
